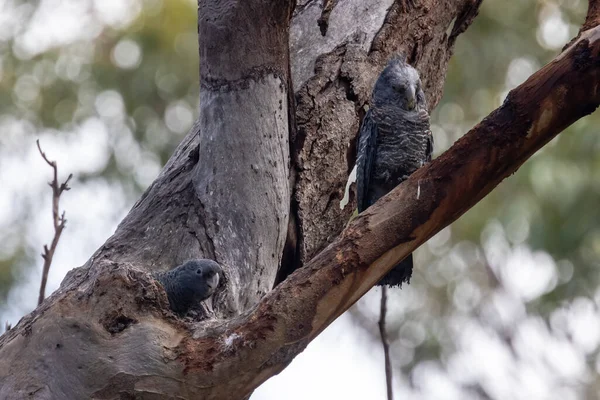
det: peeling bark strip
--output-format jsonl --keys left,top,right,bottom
{"left": 1, "top": 1, "right": 599, "bottom": 399}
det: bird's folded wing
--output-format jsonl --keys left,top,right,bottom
{"left": 356, "top": 109, "right": 379, "bottom": 213}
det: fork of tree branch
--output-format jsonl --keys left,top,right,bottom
{"left": 36, "top": 140, "right": 72, "bottom": 306}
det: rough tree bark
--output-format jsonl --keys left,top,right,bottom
{"left": 1, "top": 0, "right": 600, "bottom": 399}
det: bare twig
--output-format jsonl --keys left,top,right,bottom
{"left": 4, "top": 321, "right": 11, "bottom": 333}
{"left": 379, "top": 287, "right": 393, "bottom": 400}
{"left": 36, "top": 140, "right": 72, "bottom": 306}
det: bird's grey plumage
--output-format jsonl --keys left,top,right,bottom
{"left": 154, "top": 259, "right": 222, "bottom": 315}
{"left": 356, "top": 57, "right": 433, "bottom": 287}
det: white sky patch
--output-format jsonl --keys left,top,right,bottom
{"left": 165, "top": 101, "right": 194, "bottom": 134}
{"left": 482, "top": 221, "right": 559, "bottom": 302}
{"left": 0, "top": 119, "right": 110, "bottom": 223}
{"left": 454, "top": 320, "right": 516, "bottom": 399}
{"left": 7, "top": 0, "right": 142, "bottom": 58}
{"left": 32, "top": 59, "right": 58, "bottom": 88}
{"left": 0, "top": 1, "right": 31, "bottom": 41}
{"left": 95, "top": 90, "right": 126, "bottom": 119}
{"left": 536, "top": 4, "right": 570, "bottom": 50}
{"left": 438, "top": 102, "right": 465, "bottom": 125}
{"left": 0, "top": 127, "right": 597, "bottom": 400}
{"left": 557, "top": 259, "right": 574, "bottom": 284}
{"left": 35, "top": 118, "right": 111, "bottom": 175}
{"left": 0, "top": 114, "right": 119, "bottom": 323}
{"left": 253, "top": 311, "right": 390, "bottom": 400}
{"left": 501, "top": 246, "right": 557, "bottom": 302}
{"left": 143, "top": 0, "right": 164, "bottom": 17}
{"left": 481, "top": 220, "right": 511, "bottom": 273}
{"left": 14, "top": 0, "right": 99, "bottom": 58}
{"left": 358, "top": 286, "right": 428, "bottom": 328}
{"left": 413, "top": 361, "right": 470, "bottom": 400}
{"left": 399, "top": 320, "right": 427, "bottom": 349}
{"left": 222, "top": 332, "right": 241, "bottom": 350}
{"left": 93, "top": 0, "right": 142, "bottom": 29}
{"left": 505, "top": 57, "right": 538, "bottom": 89}
{"left": 54, "top": 52, "right": 85, "bottom": 82}
{"left": 111, "top": 39, "right": 143, "bottom": 70}
{"left": 430, "top": 124, "right": 449, "bottom": 153}
{"left": 494, "top": 89, "right": 510, "bottom": 109}
{"left": 289, "top": 0, "right": 395, "bottom": 90}
{"left": 1, "top": 179, "right": 128, "bottom": 326}
{"left": 113, "top": 127, "right": 142, "bottom": 173}
{"left": 566, "top": 297, "right": 600, "bottom": 354}
{"left": 505, "top": 214, "right": 531, "bottom": 245}
{"left": 0, "top": 1, "right": 596, "bottom": 395}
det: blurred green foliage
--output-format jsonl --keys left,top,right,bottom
{"left": 444, "top": 0, "right": 599, "bottom": 310}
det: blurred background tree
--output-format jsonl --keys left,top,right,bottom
{"left": 0, "top": 0, "right": 598, "bottom": 398}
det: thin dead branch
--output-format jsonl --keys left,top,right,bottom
{"left": 379, "top": 287, "right": 393, "bottom": 400}
{"left": 36, "top": 140, "right": 72, "bottom": 306}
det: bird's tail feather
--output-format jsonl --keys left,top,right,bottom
{"left": 377, "top": 253, "right": 413, "bottom": 287}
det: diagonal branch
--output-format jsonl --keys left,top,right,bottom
{"left": 175, "top": 22, "right": 600, "bottom": 396}
{"left": 36, "top": 140, "right": 72, "bottom": 306}
{"left": 277, "top": 24, "right": 600, "bottom": 341}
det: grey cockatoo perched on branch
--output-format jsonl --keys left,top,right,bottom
{"left": 356, "top": 57, "right": 433, "bottom": 287}
{"left": 154, "top": 259, "right": 222, "bottom": 314}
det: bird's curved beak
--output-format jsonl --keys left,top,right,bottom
{"left": 207, "top": 272, "right": 220, "bottom": 289}
{"left": 406, "top": 86, "right": 416, "bottom": 110}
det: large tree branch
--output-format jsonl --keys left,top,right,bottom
{"left": 172, "top": 22, "right": 600, "bottom": 396}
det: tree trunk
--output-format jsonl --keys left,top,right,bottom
{"left": 2, "top": 0, "right": 600, "bottom": 399}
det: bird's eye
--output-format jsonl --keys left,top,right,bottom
{"left": 392, "top": 83, "right": 404, "bottom": 93}
{"left": 196, "top": 269, "right": 202, "bottom": 275}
